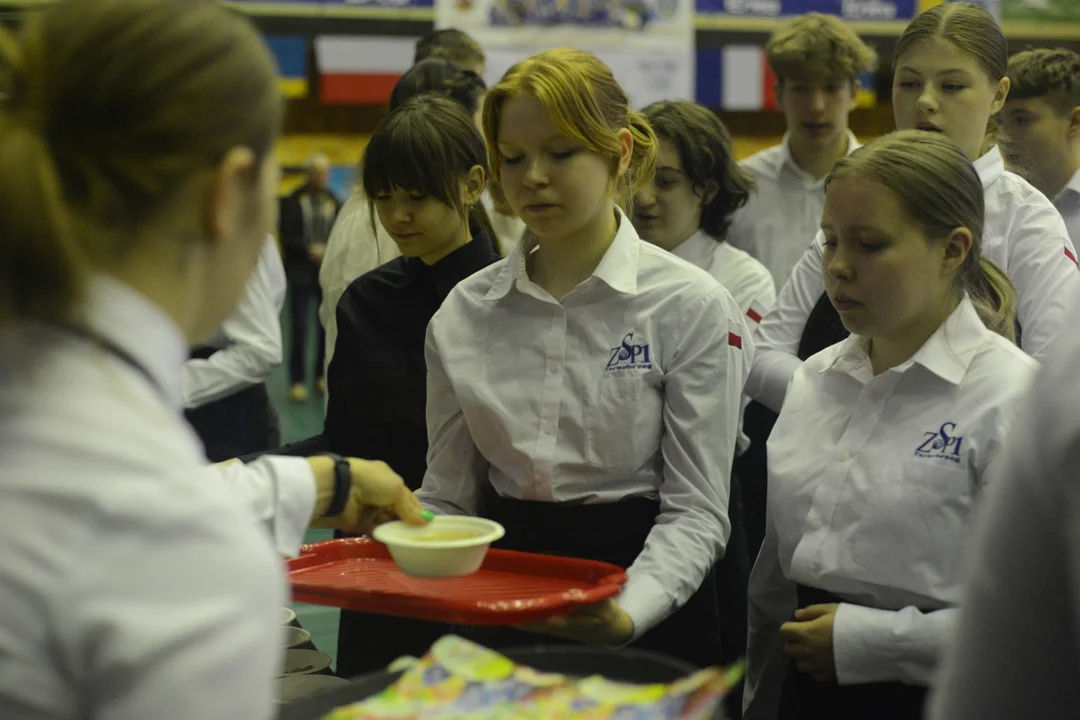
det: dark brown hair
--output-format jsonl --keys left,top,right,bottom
{"left": 363, "top": 94, "right": 495, "bottom": 249}
{"left": 389, "top": 57, "right": 486, "bottom": 114}
{"left": 0, "top": 0, "right": 280, "bottom": 326}
{"left": 766, "top": 12, "right": 877, "bottom": 83}
{"left": 641, "top": 100, "right": 754, "bottom": 240}
{"left": 414, "top": 28, "right": 485, "bottom": 70}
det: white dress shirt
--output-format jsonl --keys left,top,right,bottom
{"left": 417, "top": 207, "right": 752, "bottom": 640}
{"left": 0, "top": 275, "right": 316, "bottom": 720}
{"left": 181, "top": 236, "right": 286, "bottom": 409}
{"left": 928, "top": 312, "right": 1080, "bottom": 720}
{"left": 319, "top": 190, "right": 526, "bottom": 379}
{"left": 743, "top": 298, "right": 1037, "bottom": 720}
{"left": 728, "top": 131, "right": 861, "bottom": 288}
{"left": 748, "top": 146, "right": 1080, "bottom": 413}
{"left": 670, "top": 230, "right": 776, "bottom": 324}
{"left": 1053, "top": 167, "right": 1080, "bottom": 247}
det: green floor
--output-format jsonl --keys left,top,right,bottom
{"left": 270, "top": 292, "right": 341, "bottom": 669}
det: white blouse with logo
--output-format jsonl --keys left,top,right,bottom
{"left": 417, "top": 207, "right": 752, "bottom": 640}
{"left": 748, "top": 146, "right": 1080, "bottom": 413}
{"left": 743, "top": 298, "right": 1038, "bottom": 719}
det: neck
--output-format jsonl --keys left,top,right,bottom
{"left": 103, "top": 239, "right": 203, "bottom": 344}
{"left": 868, "top": 296, "right": 959, "bottom": 375}
{"left": 420, "top": 227, "right": 473, "bottom": 266}
{"left": 531, "top": 206, "right": 619, "bottom": 300}
{"left": 1042, "top": 145, "right": 1080, "bottom": 199}
{"left": 789, "top": 131, "right": 851, "bottom": 180}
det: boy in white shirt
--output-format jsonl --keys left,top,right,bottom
{"left": 1000, "top": 48, "right": 1080, "bottom": 245}
{"left": 727, "top": 13, "right": 876, "bottom": 288}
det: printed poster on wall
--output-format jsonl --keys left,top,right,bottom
{"left": 435, "top": 0, "right": 695, "bottom": 110}
{"left": 1002, "top": 0, "right": 1078, "bottom": 22}
{"left": 694, "top": 0, "right": 918, "bottom": 21}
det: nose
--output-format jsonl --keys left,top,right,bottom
{"left": 635, "top": 184, "right": 657, "bottom": 209}
{"left": 824, "top": 241, "right": 855, "bottom": 281}
{"left": 522, "top": 156, "right": 549, "bottom": 189}
{"left": 809, "top": 88, "right": 827, "bottom": 114}
{"left": 916, "top": 86, "right": 938, "bottom": 115}
{"left": 389, "top": 202, "right": 412, "bottom": 226}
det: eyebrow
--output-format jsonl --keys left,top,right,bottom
{"left": 656, "top": 165, "right": 685, "bottom": 174}
{"left": 896, "top": 66, "right": 974, "bottom": 77}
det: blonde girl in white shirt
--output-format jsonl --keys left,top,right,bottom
{"left": 417, "top": 48, "right": 751, "bottom": 667}
{"left": 744, "top": 131, "right": 1038, "bottom": 720}
{"left": 0, "top": 2, "right": 424, "bottom": 718}
{"left": 749, "top": 1, "right": 1079, "bottom": 414}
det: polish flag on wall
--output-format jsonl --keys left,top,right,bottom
{"left": 316, "top": 36, "right": 417, "bottom": 106}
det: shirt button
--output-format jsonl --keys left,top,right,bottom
{"left": 839, "top": 452, "right": 851, "bottom": 462}
{"left": 549, "top": 364, "right": 560, "bottom": 375}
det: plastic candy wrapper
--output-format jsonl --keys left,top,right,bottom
{"left": 321, "top": 635, "right": 742, "bottom": 719}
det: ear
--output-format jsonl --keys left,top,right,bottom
{"left": 700, "top": 180, "right": 719, "bottom": 207}
{"left": 990, "top": 76, "right": 1011, "bottom": 117}
{"left": 614, "top": 127, "right": 633, "bottom": 178}
{"left": 202, "top": 146, "right": 257, "bottom": 246}
{"left": 1068, "top": 106, "right": 1080, "bottom": 141}
{"left": 848, "top": 79, "right": 862, "bottom": 112}
{"left": 942, "top": 226, "right": 974, "bottom": 275}
{"left": 464, "top": 164, "right": 486, "bottom": 207}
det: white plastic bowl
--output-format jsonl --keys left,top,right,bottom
{"left": 372, "top": 516, "right": 505, "bottom": 578}
{"left": 283, "top": 626, "right": 311, "bottom": 648}
{"left": 281, "top": 607, "right": 296, "bottom": 625}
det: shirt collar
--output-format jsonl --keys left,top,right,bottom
{"left": 777, "top": 130, "right": 861, "bottom": 184}
{"left": 974, "top": 146, "right": 1005, "bottom": 189}
{"left": 486, "top": 206, "right": 640, "bottom": 301}
{"left": 1054, "top": 168, "right": 1080, "bottom": 205}
{"left": 79, "top": 274, "right": 189, "bottom": 410}
{"left": 821, "top": 297, "right": 989, "bottom": 386}
{"left": 670, "top": 230, "right": 716, "bottom": 267}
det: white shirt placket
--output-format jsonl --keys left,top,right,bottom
{"left": 532, "top": 303, "right": 568, "bottom": 501}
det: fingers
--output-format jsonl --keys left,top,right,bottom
{"left": 394, "top": 487, "right": 430, "bottom": 526}
{"left": 779, "top": 620, "right": 805, "bottom": 640}
{"left": 794, "top": 603, "right": 837, "bottom": 621}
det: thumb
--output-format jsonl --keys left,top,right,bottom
{"left": 394, "top": 487, "right": 431, "bottom": 526}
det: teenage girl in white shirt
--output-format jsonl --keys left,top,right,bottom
{"left": 749, "top": 1, "right": 1080, "bottom": 414}
{"left": 0, "top": 2, "right": 424, "bottom": 717}
{"left": 743, "top": 131, "right": 1038, "bottom": 720}
{"left": 416, "top": 48, "right": 751, "bottom": 667}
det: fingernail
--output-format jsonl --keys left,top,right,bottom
{"left": 421, "top": 510, "right": 434, "bottom": 521}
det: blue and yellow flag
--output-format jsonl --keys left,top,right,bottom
{"left": 265, "top": 35, "right": 309, "bottom": 100}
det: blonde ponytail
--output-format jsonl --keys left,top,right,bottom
{"left": 968, "top": 256, "right": 1017, "bottom": 344}
{"left": 0, "top": 29, "right": 85, "bottom": 327}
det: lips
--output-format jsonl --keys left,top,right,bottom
{"left": 803, "top": 122, "right": 831, "bottom": 133}
{"left": 524, "top": 203, "right": 558, "bottom": 214}
{"left": 916, "top": 121, "right": 943, "bottom": 132}
{"left": 831, "top": 292, "right": 862, "bottom": 311}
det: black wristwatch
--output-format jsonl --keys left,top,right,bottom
{"left": 323, "top": 453, "right": 352, "bottom": 518}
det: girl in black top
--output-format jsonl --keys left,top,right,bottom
{"left": 331, "top": 95, "right": 500, "bottom": 676}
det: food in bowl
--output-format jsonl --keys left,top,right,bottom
{"left": 372, "top": 516, "right": 505, "bottom": 578}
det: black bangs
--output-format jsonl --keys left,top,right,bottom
{"left": 361, "top": 114, "right": 458, "bottom": 208}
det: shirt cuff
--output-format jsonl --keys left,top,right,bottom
{"left": 832, "top": 602, "right": 898, "bottom": 685}
{"left": 616, "top": 573, "right": 675, "bottom": 644}
{"left": 253, "top": 456, "right": 317, "bottom": 558}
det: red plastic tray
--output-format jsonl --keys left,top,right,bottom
{"left": 287, "top": 538, "right": 627, "bottom": 625}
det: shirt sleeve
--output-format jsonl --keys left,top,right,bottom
{"left": 742, "top": 265, "right": 778, "bottom": 325}
{"left": 207, "top": 456, "right": 317, "bottom": 557}
{"left": 928, "top": 345, "right": 1080, "bottom": 718}
{"left": 416, "top": 315, "right": 491, "bottom": 517}
{"left": 618, "top": 286, "right": 750, "bottom": 640}
{"left": 744, "top": 510, "right": 798, "bottom": 720}
{"left": 831, "top": 604, "right": 956, "bottom": 686}
{"left": 181, "top": 239, "right": 285, "bottom": 409}
{"left": 1005, "top": 202, "right": 1080, "bottom": 361}
{"left": 67, "top": 501, "right": 285, "bottom": 720}
{"left": 746, "top": 233, "right": 825, "bottom": 413}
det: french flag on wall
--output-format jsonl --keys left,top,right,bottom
{"left": 696, "top": 46, "right": 778, "bottom": 112}
{"left": 696, "top": 47, "right": 878, "bottom": 111}
{"left": 316, "top": 36, "right": 417, "bottom": 106}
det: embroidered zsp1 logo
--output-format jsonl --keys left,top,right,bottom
{"left": 914, "top": 422, "right": 964, "bottom": 464}
{"left": 606, "top": 332, "right": 653, "bottom": 372}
